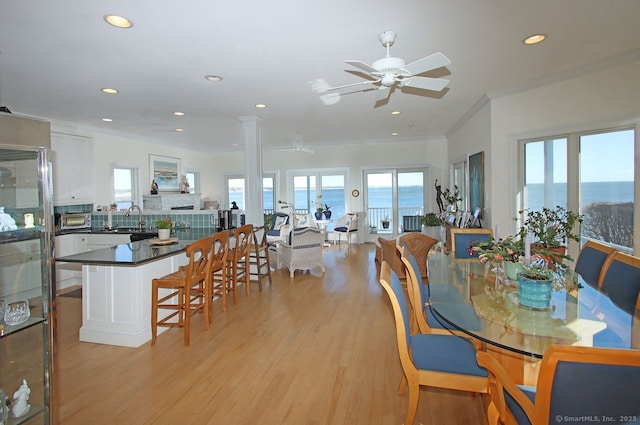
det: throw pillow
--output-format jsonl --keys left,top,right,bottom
{"left": 273, "top": 216, "right": 287, "bottom": 230}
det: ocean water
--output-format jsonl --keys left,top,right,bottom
{"left": 231, "top": 181, "right": 634, "bottom": 222}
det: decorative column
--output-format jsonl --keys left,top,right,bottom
{"left": 237, "top": 115, "right": 264, "bottom": 227}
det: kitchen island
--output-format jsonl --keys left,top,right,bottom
{"left": 56, "top": 228, "right": 215, "bottom": 347}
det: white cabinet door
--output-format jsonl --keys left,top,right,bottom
{"left": 51, "top": 132, "right": 94, "bottom": 205}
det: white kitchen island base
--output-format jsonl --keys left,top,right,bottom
{"left": 79, "top": 251, "right": 189, "bottom": 348}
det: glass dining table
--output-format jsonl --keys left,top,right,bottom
{"left": 426, "top": 252, "right": 640, "bottom": 384}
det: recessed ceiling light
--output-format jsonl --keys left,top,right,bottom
{"left": 391, "top": 132, "right": 398, "bottom": 136}
{"left": 101, "top": 118, "right": 112, "bottom": 122}
{"left": 391, "top": 111, "right": 401, "bottom": 115}
{"left": 103, "top": 15, "right": 133, "bottom": 29}
{"left": 255, "top": 103, "right": 267, "bottom": 109}
{"left": 101, "top": 88, "right": 119, "bottom": 94}
{"left": 523, "top": 33, "right": 546, "bottom": 45}
{"left": 175, "top": 128, "right": 184, "bottom": 132}
{"left": 173, "top": 111, "right": 185, "bottom": 116}
{"left": 204, "top": 75, "right": 223, "bottom": 82}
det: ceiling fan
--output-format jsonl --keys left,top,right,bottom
{"left": 311, "top": 30, "right": 451, "bottom": 104}
{"left": 271, "top": 132, "right": 314, "bottom": 154}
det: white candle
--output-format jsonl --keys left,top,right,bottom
{"left": 107, "top": 209, "right": 112, "bottom": 229}
{"left": 494, "top": 224, "right": 499, "bottom": 240}
{"left": 524, "top": 234, "right": 531, "bottom": 259}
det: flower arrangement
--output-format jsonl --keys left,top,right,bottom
{"left": 155, "top": 218, "right": 172, "bottom": 229}
{"left": 471, "top": 235, "right": 525, "bottom": 265}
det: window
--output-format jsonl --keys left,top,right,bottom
{"left": 520, "top": 128, "right": 635, "bottom": 252}
{"left": 224, "top": 173, "right": 277, "bottom": 213}
{"left": 112, "top": 165, "right": 139, "bottom": 211}
{"left": 288, "top": 171, "right": 347, "bottom": 232}
{"left": 184, "top": 170, "right": 199, "bottom": 194}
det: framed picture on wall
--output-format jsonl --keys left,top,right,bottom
{"left": 149, "top": 154, "right": 181, "bottom": 192}
{"left": 469, "top": 151, "right": 484, "bottom": 218}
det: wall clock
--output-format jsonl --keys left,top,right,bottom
{"left": 351, "top": 189, "right": 360, "bottom": 197}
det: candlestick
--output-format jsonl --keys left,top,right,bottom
{"left": 494, "top": 224, "right": 499, "bottom": 240}
{"left": 524, "top": 235, "right": 531, "bottom": 260}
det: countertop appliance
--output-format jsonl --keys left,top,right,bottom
{"left": 59, "top": 212, "right": 91, "bottom": 231}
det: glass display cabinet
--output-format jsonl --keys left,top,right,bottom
{"left": 0, "top": 144, "right": 54, "bottom": 425}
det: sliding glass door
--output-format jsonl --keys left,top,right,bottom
{"left": 365, "top": 168, "right": 427, "bottom": 237}
{"left": 288, "top": 170, "right": 346, "bottom": 232}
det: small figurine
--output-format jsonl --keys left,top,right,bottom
{"left": 11, "top": 379, "right": 30, "bottom": 419}
{"left": 151, "top": 180, "right": 158, "bottom": 194}
{"left": 180, "top": 175, "right": 190, "bottom": 193}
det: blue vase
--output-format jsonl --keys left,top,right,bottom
{"left": 315, "top": 212, "right": 323, "bottom": 220}
{"left": 517, "top": 274, "right": 552, "bottom": 310}
{"left": 324, "top": 211, "right": 332, "bottom": 219}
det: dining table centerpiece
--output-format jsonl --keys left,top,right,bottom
{"left": 516, "top": 259, "right": 556, "bottom": 309}
{"left": 471, "top": 235, "right": 526, "bottom": 282}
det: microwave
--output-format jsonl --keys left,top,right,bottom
{"left": 59, "top": 212, "right": 92, "bottom": 230}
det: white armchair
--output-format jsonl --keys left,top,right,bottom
{"left": 332, "top": 213, "right": 359, "bottom": 245}
{"left": 277, "top": 227, "right": 325, "bottom": 278}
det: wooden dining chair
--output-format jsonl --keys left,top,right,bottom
{"left": 151, "top": 235, "right": 215, "bottom": 346}
{"left": 598, "top": 251, "right": 640, "bottom": 314}
{"left": 477, "top": 345, "right": 640, "bottom": 425}
{"left": 398, "top": 232, "right": 438, "bottom": 282}
{"left": 377, "top": 237, "right": 405, "bottom": 281}
{"left": 379, "top": 261, "right": 488, "bottom": 425}
{"left": 249, "top": 225, "right": 272, "bottom": 291}
{"left": 574, "top": 240, "right": 618, "bottom": 288}
{"left": 450, "top": 228, "right": 493, "bottom": 259}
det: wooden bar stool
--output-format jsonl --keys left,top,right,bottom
{"left": 209, "top": 230, "right": 230, "bottom": 315}
{"left": 249, "top": 225, "right": 272, "bottom": 291}
{"left": 151, "top": 235, "right": 215, "bottom": 346}
{"left": 214, "top": 224, "right": 252, "bottom": 306}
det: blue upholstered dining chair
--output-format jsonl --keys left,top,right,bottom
{"left": 574, "top": 240, "right": 618, "bottom": 288}
{"left": 379, "top": 261, "right": 488, "bottom": 425}
{"left": 400, "top": 246, "right": 480, "bottom": 335}
{"left": 450, "top": 228, "right": 493, "bottom": 259}
{"left": 477, "top": 345, "right": 640, "bottom": 425}
{"left": 599, "top": 251, "right": 640, "bottom": 314}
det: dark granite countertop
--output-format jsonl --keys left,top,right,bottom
{"left": 56, "top": 227, "right": 220, "bottom": 266}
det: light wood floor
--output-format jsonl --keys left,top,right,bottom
{"left": 54, "top": 243, "right": 488, "bottom": 425}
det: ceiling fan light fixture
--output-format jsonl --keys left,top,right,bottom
{"left": 104, "top": 15, "right": 133, "bottom": 29}
{"left": 523, "top": 33, "right": 546, "bottom": 45}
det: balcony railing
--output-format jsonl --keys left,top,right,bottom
{"left": 367, "top": 207, "right": 424, "bottom": 233}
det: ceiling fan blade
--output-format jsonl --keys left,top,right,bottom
{"left": 402, "top": 76, "right": 449, "bottom": 92}
{"left": 375, "top": 86, "right": 391, "bottom": 102}
{"left": 320, "top": 79, "right": 379, "bottom": 92}
{"left": 404, "top": 52, "right": 451, "bottom": 76}
{"left": 345, "top": 60, "right": 378, "bottom": 74}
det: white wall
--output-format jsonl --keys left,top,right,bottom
{"left": 449, "top": 58, "right": 640, "bottom": 241}
{"left": 49, "top": 119, "right": 448, "bottom": 218}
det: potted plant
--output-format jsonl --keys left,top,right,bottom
{"left": 315, "top": 207, "right": 324, "bottom": 220}
{"left": 421, "top": 212, "right": 444, "bottom": 241}
{"left": 155, "top": 218, "right": 172, "bottom": 240}
{"left": 443, "top": 185, "right": 462, "bottom": 211}
{"left": 381, "top": 217, "right": 390, "bottom": 229}
{"left": 517, "top": 206, "right": 584, "bottom": 262}
{"left": 516, "top": 259, "right": 556, "bottom": 309}
{"left": 472, "top": 235, "right": 526, "bottom": 280}
{"left": 323, "top": 204, "right": 332, "bottom": 219}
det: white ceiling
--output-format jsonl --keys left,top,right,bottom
{"left": 1, "top": 0, "right": 640, "bottom": 153}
